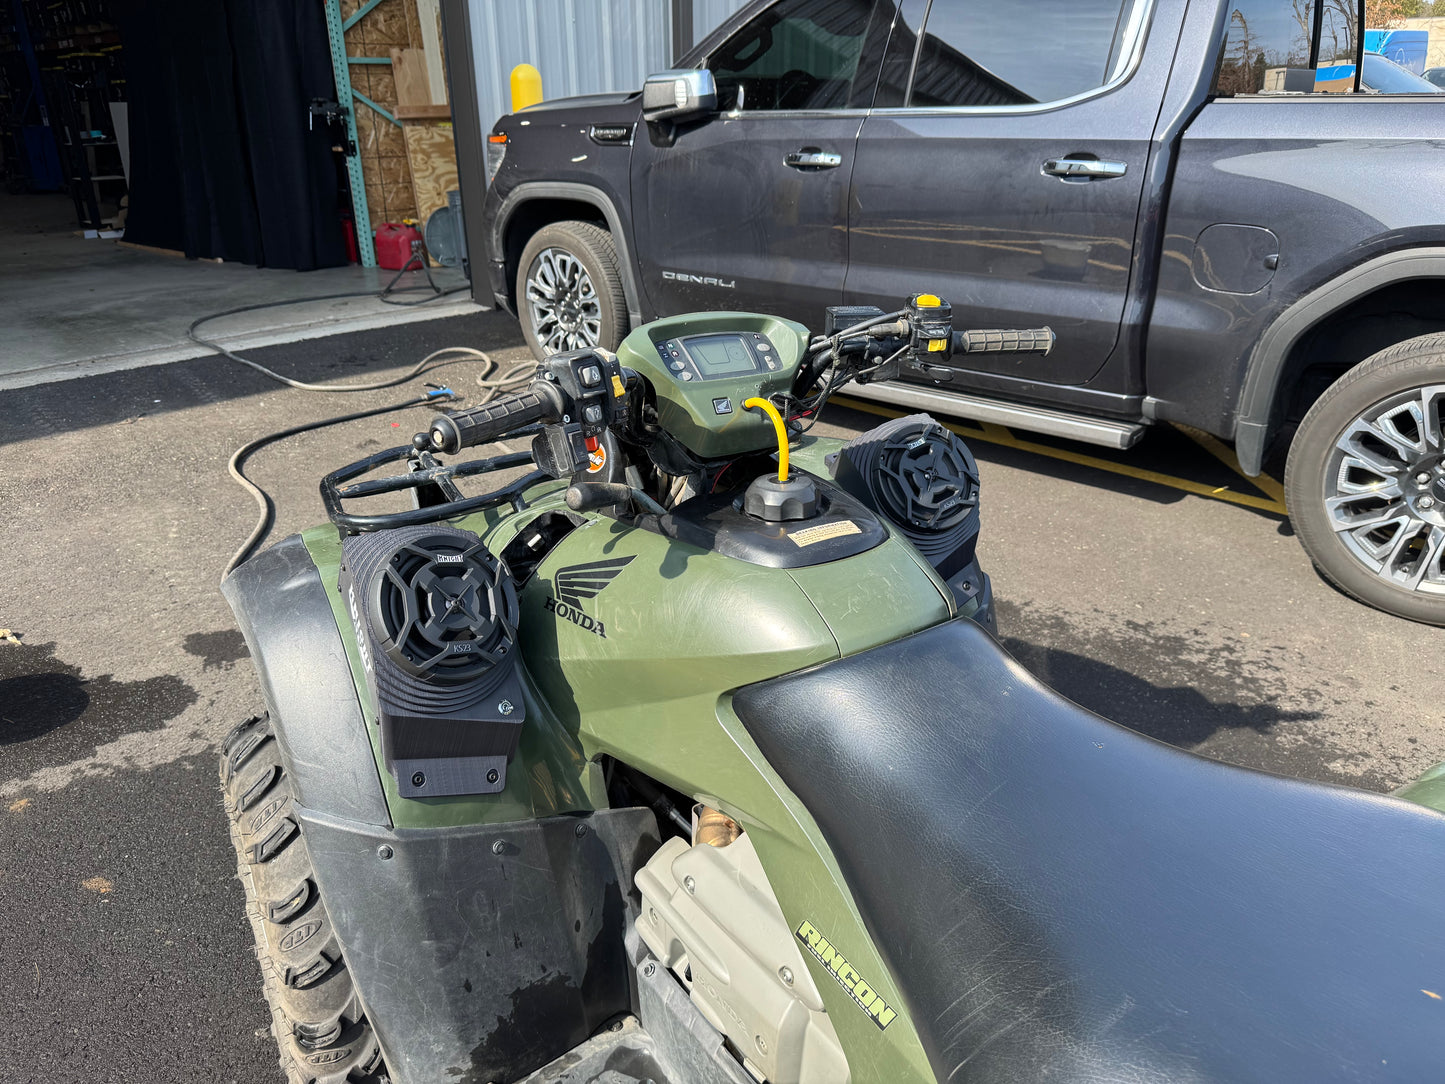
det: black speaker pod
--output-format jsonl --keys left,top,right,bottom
{"left": 831, "top": 413, "right": 981, "bottom": 576}
{"left": 339, "top": 525, "right": 525, "bottom": 798}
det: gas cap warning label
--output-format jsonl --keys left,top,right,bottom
{"left": 795, "top": 919, "right": 898, "bottom": 1030}
{"left": 787, "top": 521, "right": 862, "bottom": 548}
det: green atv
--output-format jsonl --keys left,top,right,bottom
{"left": 219, "top": 296, "right": 1445, "bottom": 1084}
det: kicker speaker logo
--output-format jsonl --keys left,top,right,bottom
{"left": 545, "top": 556, "right": 635, "bottom": 638}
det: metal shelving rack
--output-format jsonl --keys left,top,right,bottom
{"left": 323, "top": 0, "right": 380, "bottom": 267}
{"left": 1, "top": 0, "right": 125, "bottom": 223}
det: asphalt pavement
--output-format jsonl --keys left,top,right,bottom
{"left": 1, "top": 308, "right": 1441, "bottom": 1083}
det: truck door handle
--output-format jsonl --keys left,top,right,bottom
{"left": 1042, "top": 157, "right": 1127, "bottom": 180}
{"left": 785, "top": 149, "right": 842, "bottom": 170}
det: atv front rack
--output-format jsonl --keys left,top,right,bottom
{"left": 320, "top": 438, "right": 548, "bottom": 533}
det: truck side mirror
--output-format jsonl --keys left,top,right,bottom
{"left": 641, "top": 69, "right": 718, "bottom": 123}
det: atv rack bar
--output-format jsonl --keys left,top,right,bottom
{"left": 320, "top": 440, "right": 547, "bottom": 533}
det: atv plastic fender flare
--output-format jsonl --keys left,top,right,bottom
{"left": 221, "top": 534, "right": 391, "bottom": 827}
{"left": 1236, "top": 247, "right": 1445, "bottom": 476}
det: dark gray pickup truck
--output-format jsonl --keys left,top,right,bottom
{"left": 480, "top": 0, "right": 1445, "bottom": 625}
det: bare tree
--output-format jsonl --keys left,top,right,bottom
{"left": 1291, "top": 0, "right": 1314, "bottom": 60}
{"left": 1219, "top": 9, "right": 1259, "bottom": 94}
{"left": 1321, "top": 0, "right": 1356, "bottom": 63}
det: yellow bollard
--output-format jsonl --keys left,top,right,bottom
{"left": 510, "top": 64, "right": 543, "bottom": 112}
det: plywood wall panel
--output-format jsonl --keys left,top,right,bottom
{"left": 402, "top": 121, "right": 458, "bottom": 229}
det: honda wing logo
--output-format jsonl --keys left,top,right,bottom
{"left": 546, "top": 556, "right": 635, "bottom": 638}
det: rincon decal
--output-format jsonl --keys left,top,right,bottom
{"left": 795, "top": 919, "right": 898, "bottom": 1030}
{"left": 545, "top": 556, "right": 635, "bottom": 638}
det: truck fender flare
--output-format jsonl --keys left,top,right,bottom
{"left": 221, "top": 534, "right": 391, "bottom": 827}
{"left": 1236, "top": 247, "right": 1445, "bottom": 475}
{"left": 492, "top": 181, "right": 645, "bottom": 327}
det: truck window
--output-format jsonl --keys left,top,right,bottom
{"left": 706, "top": 0, "right": 888, "bottom": 111}
{"left": 874, "top": 0, "right": 1151, "bottom": 109}
{"left": 1214, "top": 0, "right": 1445, "bottom": 95}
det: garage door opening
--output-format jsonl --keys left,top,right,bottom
{"left": 0, "top": 0, "right": 473, "bottom": 389}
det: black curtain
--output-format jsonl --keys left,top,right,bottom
{"left": 113, "top": 0, "right": 347, "bottom": 270}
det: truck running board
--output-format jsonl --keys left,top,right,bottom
{"left": 840, "top": 382, "right": 1147, "bottom": 450}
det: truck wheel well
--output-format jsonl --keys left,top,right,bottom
{"left": 1271, "top": 279, "right": 1445, "bottom": 456}
{"left": 503, "top": 199, "right": 609, "bottom": 294}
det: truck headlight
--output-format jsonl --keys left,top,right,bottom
{"left": 487, "top": 133, "right": 508, "bottom": 182}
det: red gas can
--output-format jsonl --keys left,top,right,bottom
{"left": 374, "top": 222, "right": 422, "bottom": 270}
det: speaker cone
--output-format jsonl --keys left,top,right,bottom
{"left": 873, "top": 426, "right": 978, "bottom": 535}
{"left": 341, "top": 525, "right": 518, "bottom": 714}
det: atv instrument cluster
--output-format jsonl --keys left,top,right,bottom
{"left": 619, "top": 310, "right": 810, "bottom": 460}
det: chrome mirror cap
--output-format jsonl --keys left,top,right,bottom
{"left": 641, "top": 68, "right": 718, "bottom": 122}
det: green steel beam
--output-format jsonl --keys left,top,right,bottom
{"left": 347, "top": 55, "right": 392, "bottom": 64}
{"left": 342, "top": 0, "right": 386, "bottom": 33}
{"left": 351, "top": 89, "right": 402, "bottom": 128}
{"left": 323, "top": 0, "right": 375, "bottom": 266}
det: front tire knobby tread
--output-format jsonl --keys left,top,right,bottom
{"left": 220, "top": 714, "right": 387, "bottom": 1083}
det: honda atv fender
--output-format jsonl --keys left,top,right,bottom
{"left": 222, "top": 534, "right": 389, "bottom": 826}
{"left": 222, "top": 534, "right": 659, "bottom": 1084}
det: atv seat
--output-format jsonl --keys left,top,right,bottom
{"left": 733, "top": 619, "right": 1445, "bottom": 1084}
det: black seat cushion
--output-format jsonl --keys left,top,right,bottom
{"left": 733, "top": 619, "right": 1445, "bottom": 1083}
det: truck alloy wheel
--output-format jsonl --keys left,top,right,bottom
{"left": 1286, "top": 334, "right": 1445, "bottom": 625}
{"left": 517, "top": 220, "right": 627, "bottom": 358}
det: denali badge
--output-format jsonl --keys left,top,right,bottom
{"left": 662, "top": 270, "right": 736, "bottom": 289}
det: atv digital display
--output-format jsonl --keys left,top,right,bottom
{"left": 684, "top": 334, "right": 758, "bottom": 377}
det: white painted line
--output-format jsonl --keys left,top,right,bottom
{"left": 0, "top": 297, "right": 488, "bottom": 392}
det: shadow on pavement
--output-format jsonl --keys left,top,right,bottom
{"left": 0, "top": 642, "right": 197, "bottom": 771}
{"left": 990, "top": 598, "right": 1367, "bottom": 787}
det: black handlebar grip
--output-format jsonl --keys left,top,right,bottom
{"left": 428, "top": 389, "right": 550, "bottom": 454}
{"left": 954, "top": 327, "right": 1056, "bottom": 356}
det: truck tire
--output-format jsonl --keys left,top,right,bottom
{"left": 220, "top": 715, "right": 389, "bottom": 1084}
{"left": 517, "top": 220, "right": 628, "bottom": 359}
{"left": 1285, "top": 334, "right": 1445, "bottom": 625}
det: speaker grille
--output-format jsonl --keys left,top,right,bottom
{"left": 833, "top": 414, "right": 981, "bottom": 570}
{"left": 372, "top": 535, "right": 516, "bottom": 684}
{"left": 873, "top": 427, "right": 978, "bottom": 535}
{"left": 341, "top": 526, "right": 518, "bottom": 713}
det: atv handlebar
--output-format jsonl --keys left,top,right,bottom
{"left": 954, "top": 327, "right": 1055, "bottom": 356}
{"left": 424, "top": 388, "right": 553, "bottom": 454}
{"left": 324, "top": 295, "right": 1061, "bottom": 536}
{"left": 424, "top": 319, "right": 1056, "bottom": 458}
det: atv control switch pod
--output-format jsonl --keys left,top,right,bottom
{"left": 338, "top": 524, "right": 525, "bottom": 798}
{"left": 907, "top": 292, "right": 954, "bottom": 359}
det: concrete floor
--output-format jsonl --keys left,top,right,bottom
{"left": 0, "top": 192, "right": 483, "bottom": 390}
